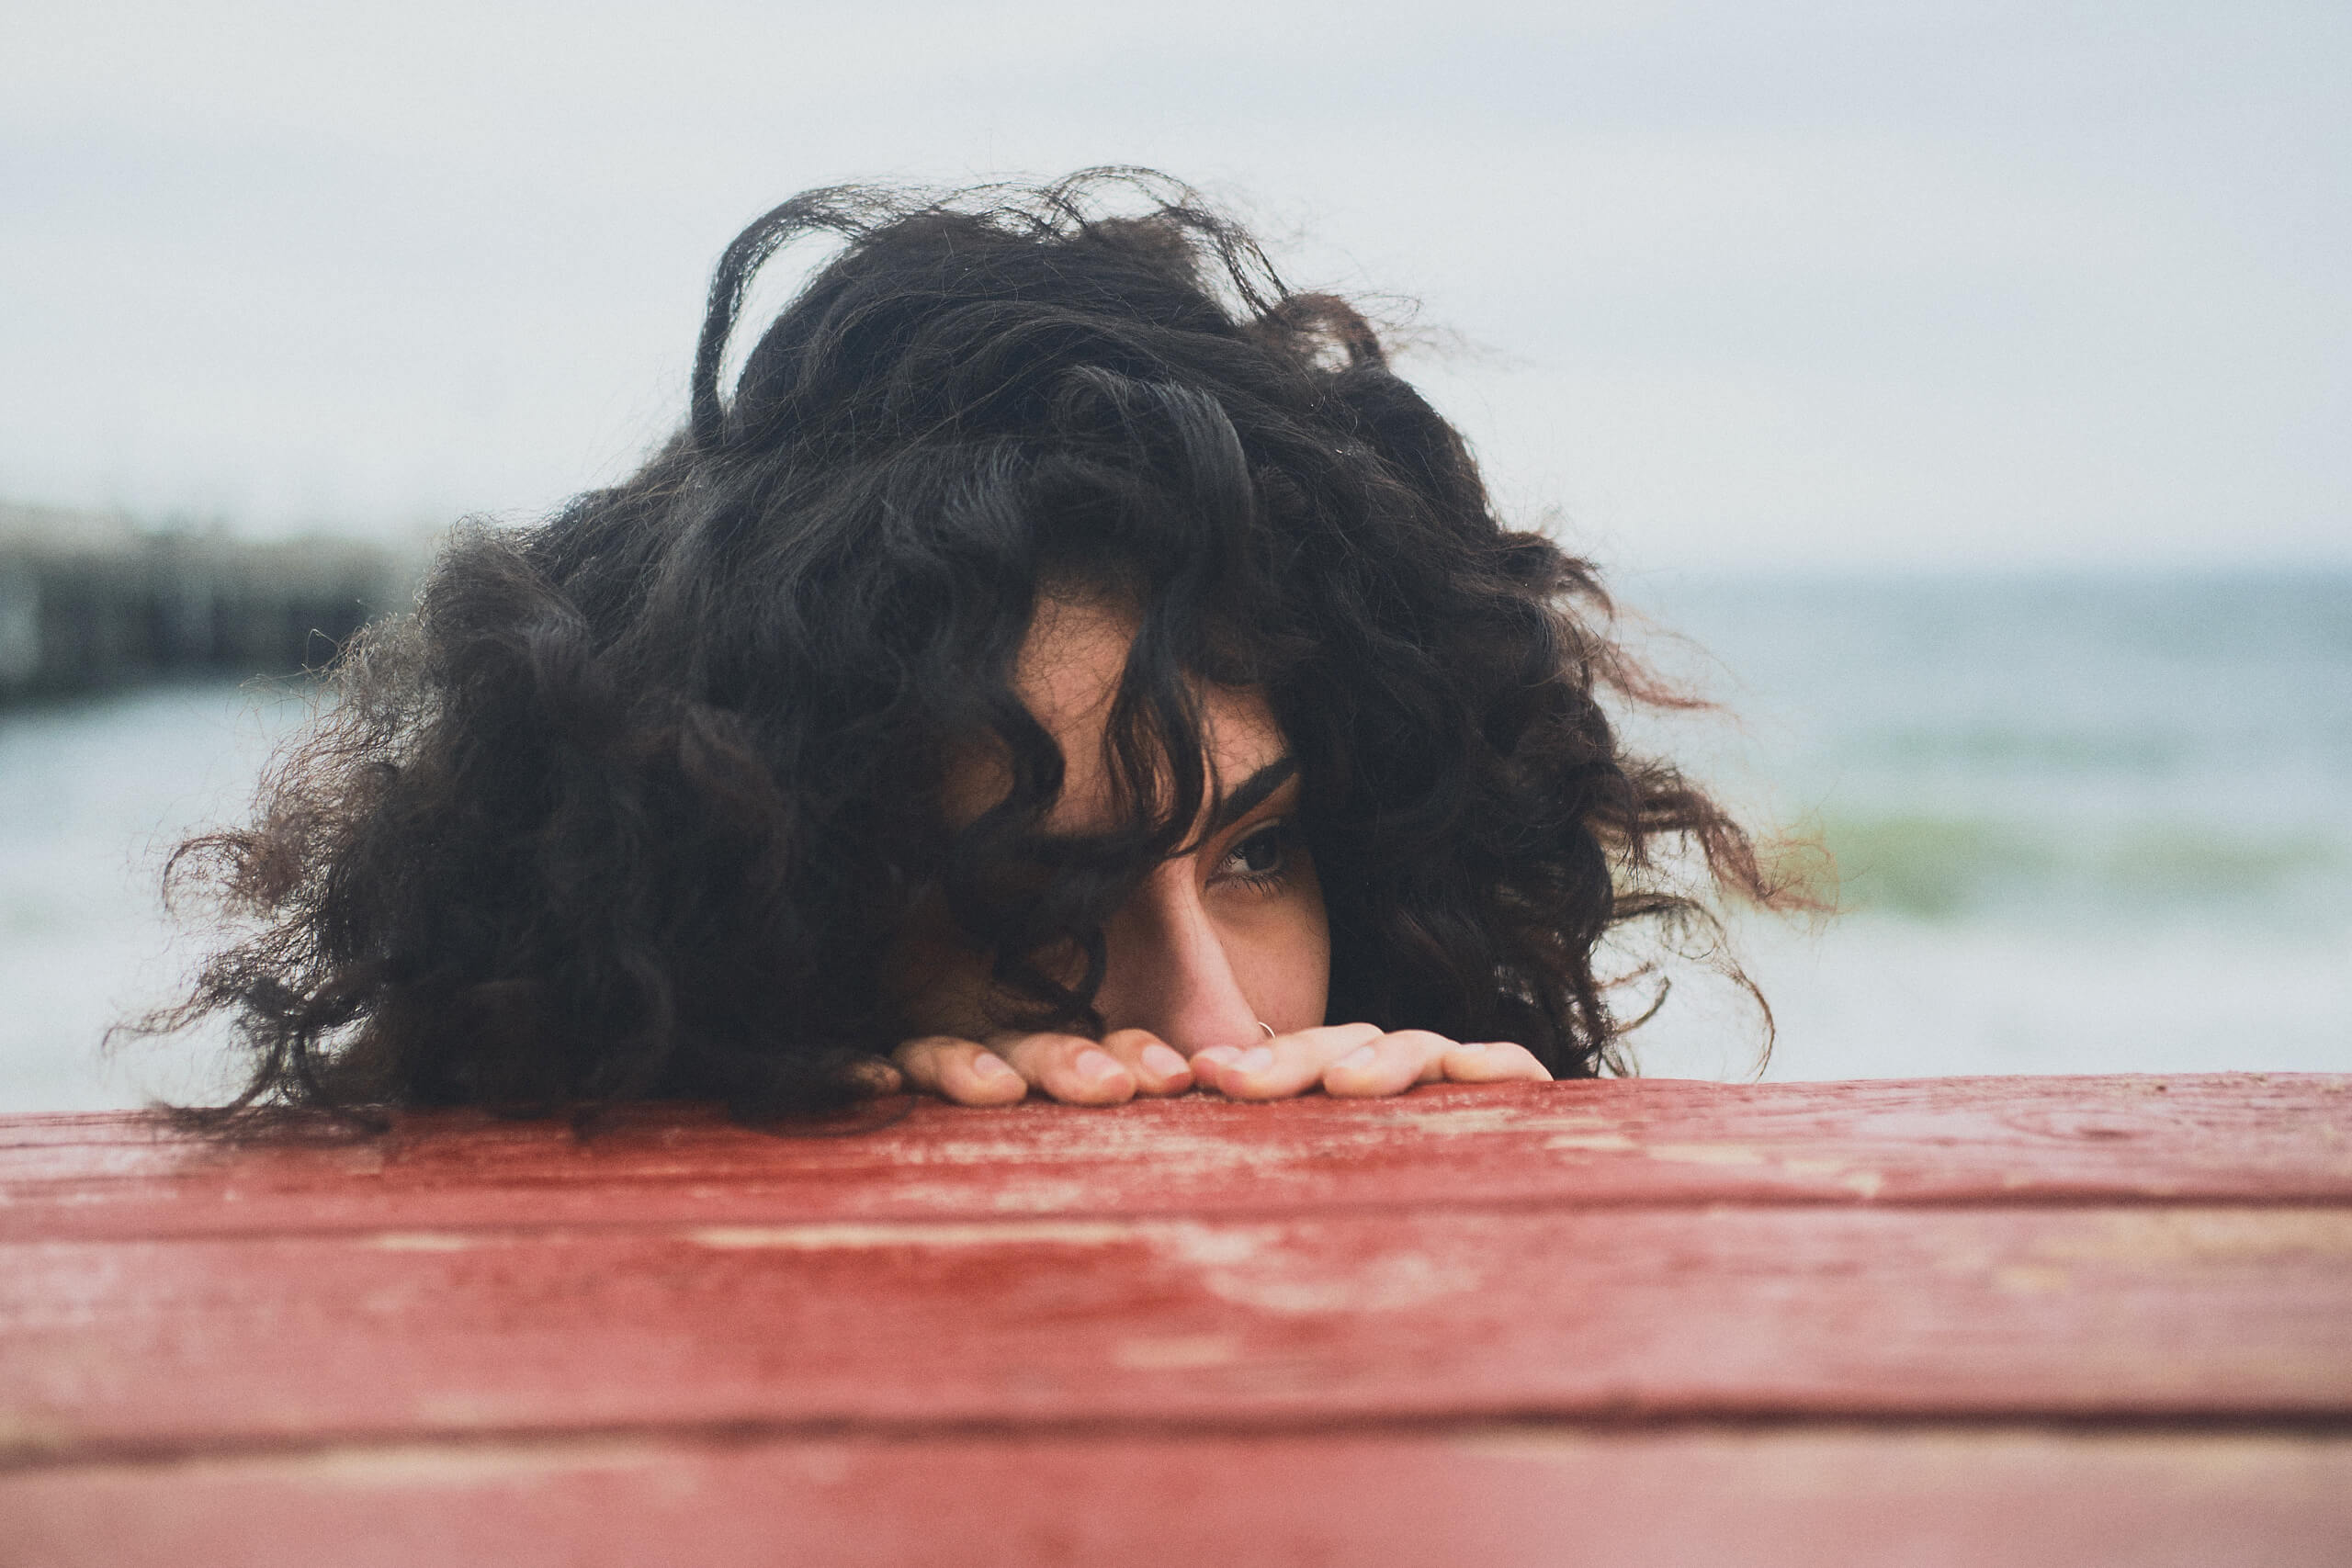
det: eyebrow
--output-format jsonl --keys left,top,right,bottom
{"left": 1026, "top": 755, "right": 1301, "bottom": 854}
{"left": 1205, "top": 755, "right": 1300, "bottom": 836}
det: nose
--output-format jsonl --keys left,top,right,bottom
{"left": 1095, "top": 866, "right": 1262, "bottom": 1056}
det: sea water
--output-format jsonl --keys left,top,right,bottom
{"left": 2, "top": 571, "right": 2346, "bottom": 1110}
{"left": 0, "top": 679, "right": 322, "bottom": 1110}
{"left": 1614, "top": 569, "right": 2351, "bottom": 1080}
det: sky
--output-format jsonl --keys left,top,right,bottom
{"left": 4, "top": 0, "right": 2346, "bottom": 572}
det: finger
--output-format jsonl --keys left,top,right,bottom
{"left": 1322, "top": 1029, "right": 1455, "bottom": 1099}
{"left": 851, "top": 1057, "right": 906, "bottom": 1097}
{"left": 1096, "top": 1028, "right": 1194, "bottom": 1097}
{"left": 1206, "top": 1021, "right": 1383, "bottom": 1100}
{"left": 1437, "top": 1041, "right": 1554, "bottom": 1084}
{"left": 996, "top": 1031, "right": 1137, "bottom": 1106}
{"left": 892, "top": 1035, "right": 1029, "bottom": 1106}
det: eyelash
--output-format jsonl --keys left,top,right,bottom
{"left": 1217, "top": 820, "right": 1300, "bottom": 893}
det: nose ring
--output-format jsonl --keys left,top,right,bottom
{"left": 1258, "top": 1021, "right": 1277, "bottom": 1041}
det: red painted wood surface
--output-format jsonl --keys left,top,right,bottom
{"left": 5, "top": 1074, "right": 2350, "bottom": 1566}
{"left": 8, "top": 1073, "right": 2347, "bottom": 1242}
{"left": 11, "top": 1429, "right": 2351, "bottom": 1568}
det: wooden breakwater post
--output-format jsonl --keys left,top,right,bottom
{"left": 0, "top": 502, "right": 421, "bottom": 701}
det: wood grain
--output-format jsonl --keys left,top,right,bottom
{"left": 6, "top": 1074, "right": 2348, "bottom": 1562}
{"left": 6, "top": 1075, "right": 2349, "bottom": 1244}
{"left": 8, "top": 1427, "right": 2350, "bottom": 1568}
{"left": 6, "top": 1203, "right": 2348, "bottom": 1461}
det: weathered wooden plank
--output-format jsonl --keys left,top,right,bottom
{"left": 7, "top": 1427, "right": 2350, "bottom": 1568}
{"left": 6, "top": 1075, "right": 2348, "bottom": 1242}
{"left": 7, "top": 1205, "right": 2347, "bottom": 1461}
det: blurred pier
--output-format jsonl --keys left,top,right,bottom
{"left": 0, "top": 502, "right": 417, "bottom": 701}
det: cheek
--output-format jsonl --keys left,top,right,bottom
{"left": 1227, "top": 867, "right": 1332, "bottom": 1033}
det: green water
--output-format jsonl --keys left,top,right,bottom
{"left": 1625, "top": 569, "right": 2352, "bottom": 931}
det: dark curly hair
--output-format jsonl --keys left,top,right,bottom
{"left": 153, "top": 171, "right": 1784, "bottom": 1124}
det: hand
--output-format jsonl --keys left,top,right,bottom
{"left": 889, "top": 1028, "right": 1198, "bottom": 1107}
{"left": 887, "top": 1021, "right": 1551, "bottom": 1106}
{"left": 1192, "top": 1022, "right": 1551, "bottom": 1100}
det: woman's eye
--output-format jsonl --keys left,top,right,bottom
{"left": 1220, "top": 824, "right": 1292, "bottom": 884}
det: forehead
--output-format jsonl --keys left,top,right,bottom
{"left": 1006, "top": 592, "right": 1287, "bottom": 826}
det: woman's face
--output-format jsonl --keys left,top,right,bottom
{"left": 900, "top": 592, "right": 1330, "bottom": 1056}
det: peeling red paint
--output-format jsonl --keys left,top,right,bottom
{"left": 4, "top": 1075, "right": 2349, "bottom": 1563}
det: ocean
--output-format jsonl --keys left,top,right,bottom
{"left": 3, "top": 570, "right": 2346, "bottom": 1111}
{"left": 1612, "top": 568, "right": 2352, "bottom": 1080}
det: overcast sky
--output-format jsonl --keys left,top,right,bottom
{"left": 5, "top": 0, "right": 2346, "bottom": 571}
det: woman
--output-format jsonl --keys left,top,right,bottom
{"left": 161, "top": 172, "right": 1779, "bottom": 1122}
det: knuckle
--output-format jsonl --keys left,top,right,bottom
{"left": 891, "top": 1034, "right": 949, "bottom": 1066}
{"left": 998, "top": 1031, "right": 1076, "bottom": 1072}
{"left": 1295, "top": 1022, "right": 1374, "bottom": 1054}
{"left": 1097, "top": 1028, "right": 1158, "bottom": 1062}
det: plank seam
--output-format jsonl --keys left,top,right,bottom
{"left": 14, "top": 1409, "right": 2352, "bottom": 1476}
{"left": 12, "top": 1190, "right": 2352, "bottom": 1247}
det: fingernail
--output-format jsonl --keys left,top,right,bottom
{"left": 1339, "top": 1044, "right": 1377, "bottom": 1070}
{"left": 1452, "top": 1042, "right": 1488, "bottom": 1054}
{"left": 1193, "top": 1045, "right": 1241, "bottom": 1067}
{"left": 971, "top": 1052, "right": 1017, "bottom": 1080}
{"left": 1141, "top": 1043, "right": 1189, "bottom": 1078}
{"left": 1236, "top": 1045, "right": 1275, "bottom": 1074}
{"left": 1078, "top": 1049, "right": 1125, "bottom": 1084}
